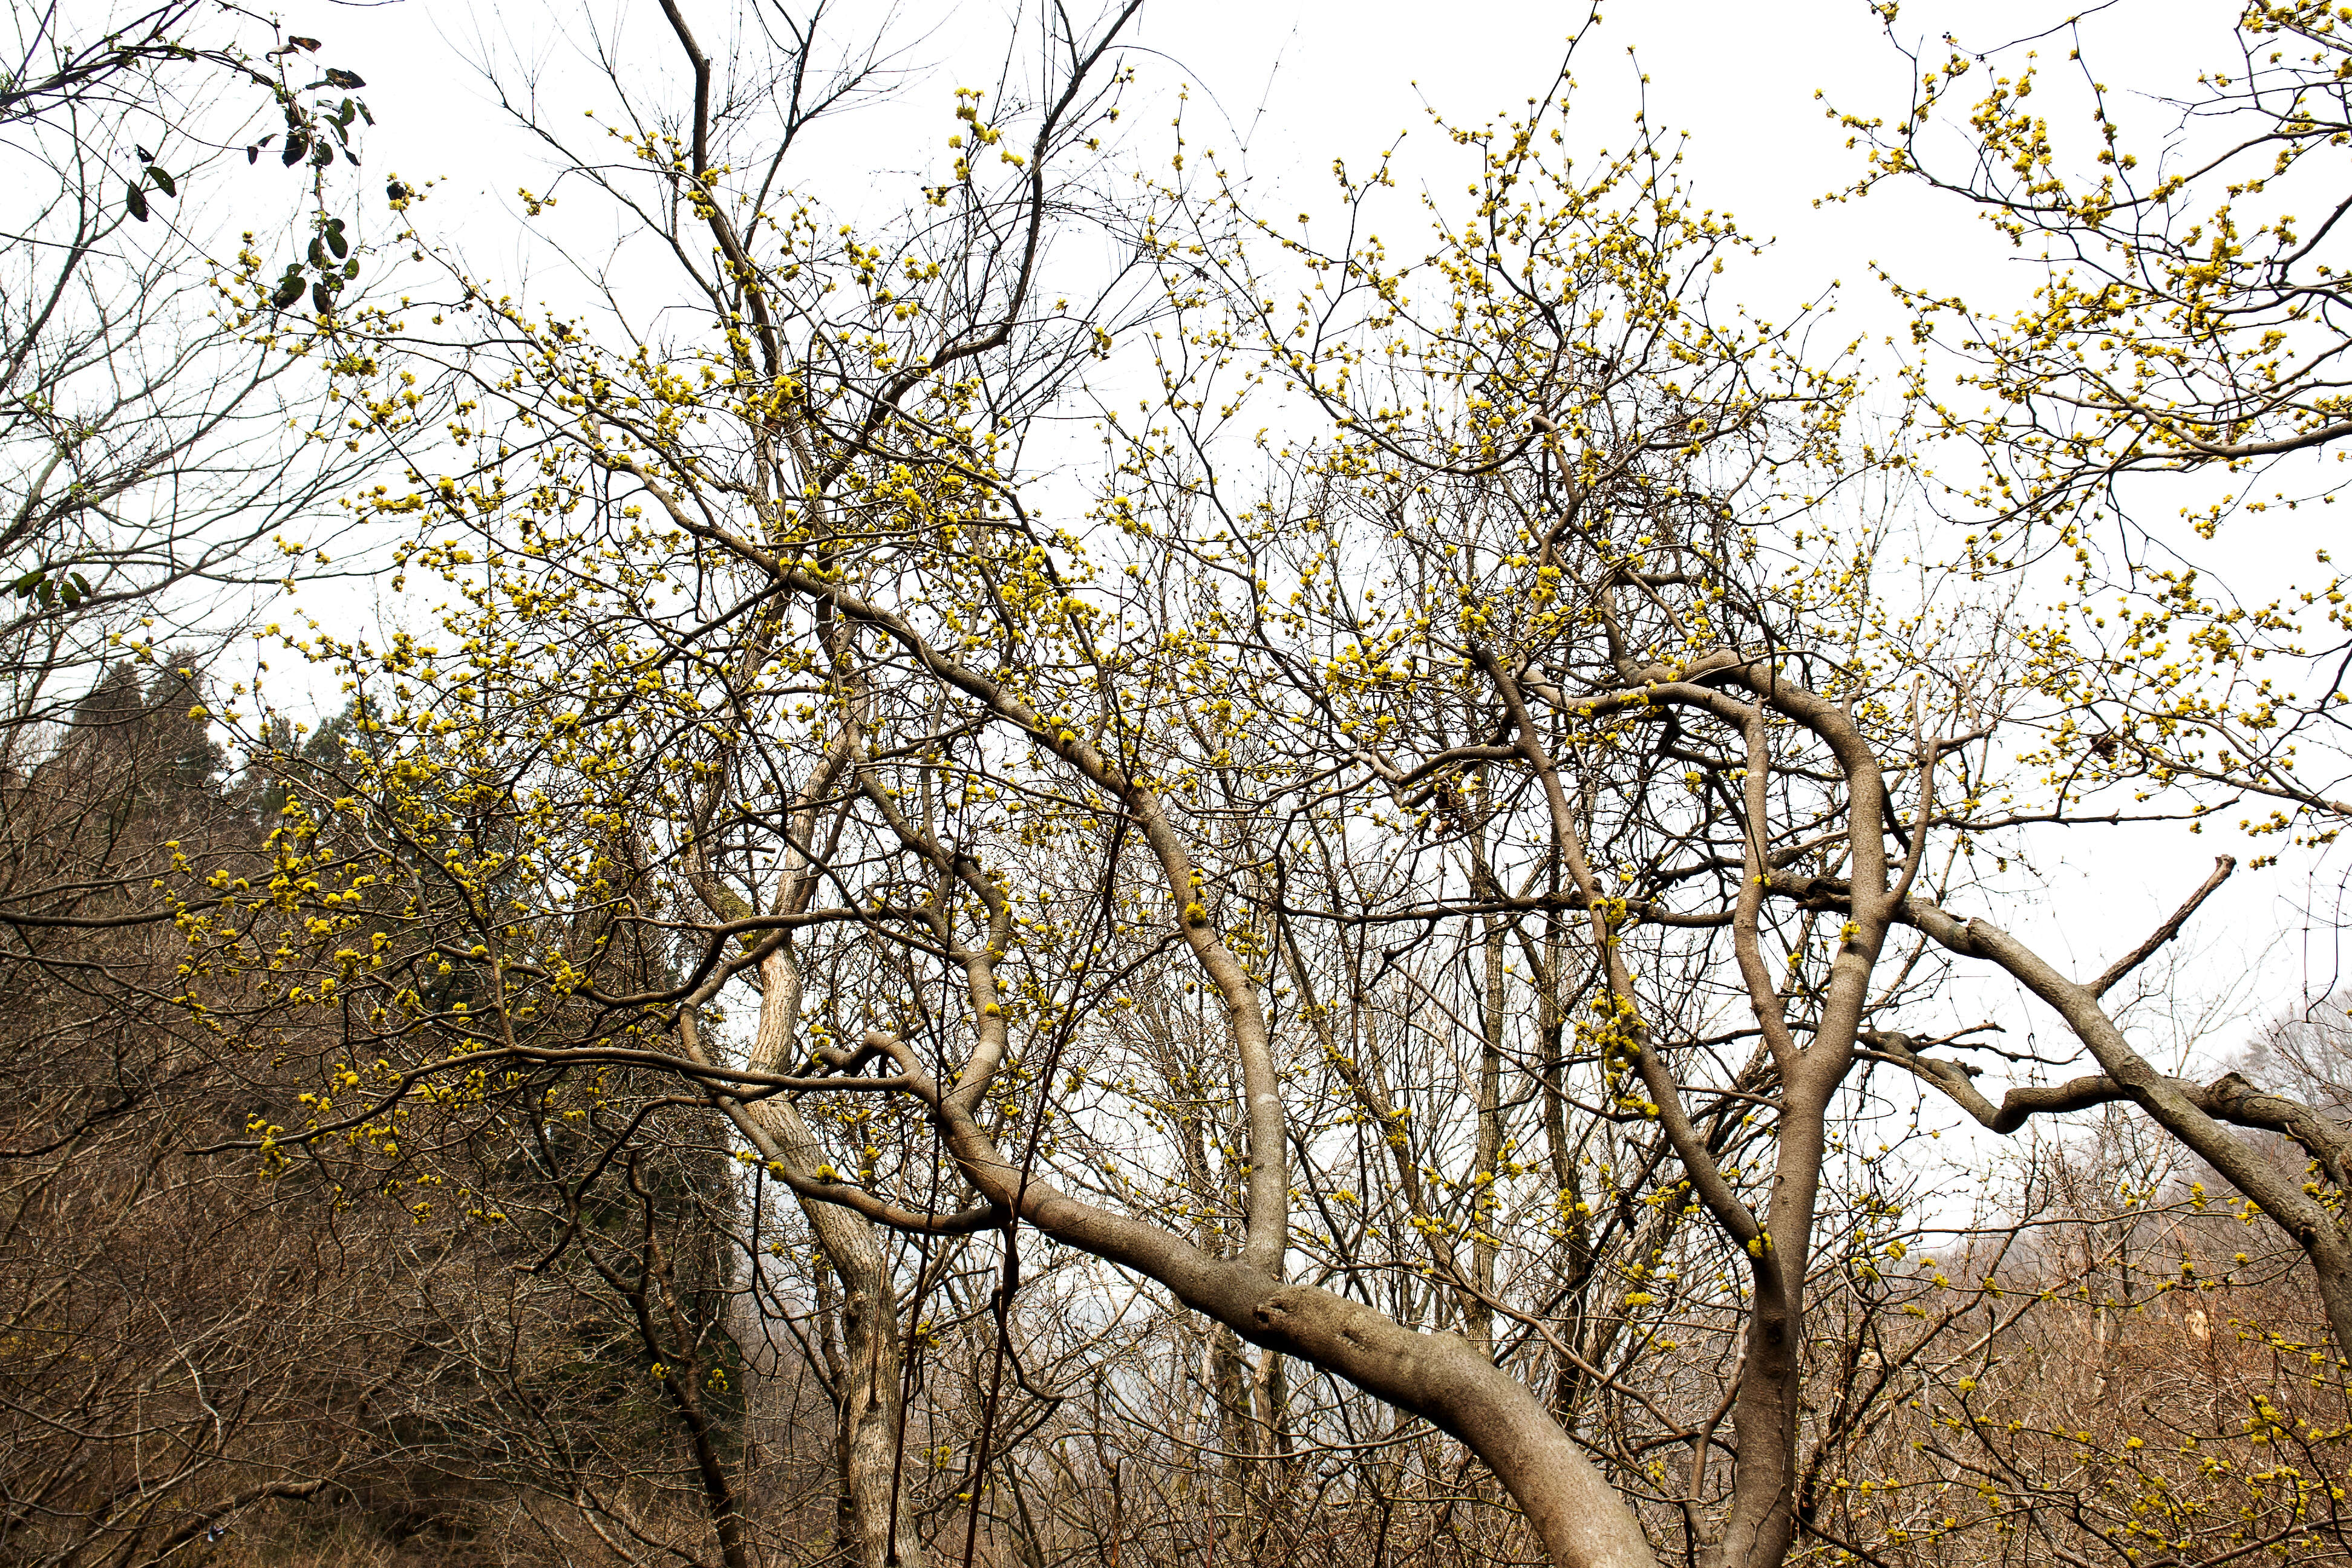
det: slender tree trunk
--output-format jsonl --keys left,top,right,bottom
{"left": 1212, "top": 1323, "right": 1255, "bottom": 1563}
{"left": 1524, "top": 922, "right": 1599, "bottom": 1423}
{"left": 597, "top": 1212, "right": 758, "bottom": 1568}
{"left": 748, "top": 948, "right": 925, "bottom": 1568}
{"left": 1248, "top": 1347, "right": 1293, "bottom": 1561}
{"left": 1705, "top": 1097, "right": 1826, "bottom": 1568}
{"left": 1471, "top": 913, "right": 1506, "bottom": 1360}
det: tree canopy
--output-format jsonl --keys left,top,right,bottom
{"left": 5, "top": 4, "right": 2350, "bottom": 1567}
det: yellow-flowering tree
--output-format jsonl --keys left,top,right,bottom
{"left": 1840, "top": 1, "right": 2352, "bottom": 841}
{"left": 166, "top": 11, "right": 2352, "bottom": 1568}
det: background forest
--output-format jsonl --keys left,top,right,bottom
{"left": 4, "top": 3, "right": 2350, "bottom": 1567}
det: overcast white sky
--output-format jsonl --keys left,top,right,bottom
{"left": 288, "top": 0, "right": 2229, "bottom": 332}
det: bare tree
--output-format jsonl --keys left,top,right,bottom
{"left": 2, "top": 0, "right": 388, "bottom": 742}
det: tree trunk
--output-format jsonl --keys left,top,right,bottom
{"left": 749, "top": 949, "right": 924, "bottom": 1568}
